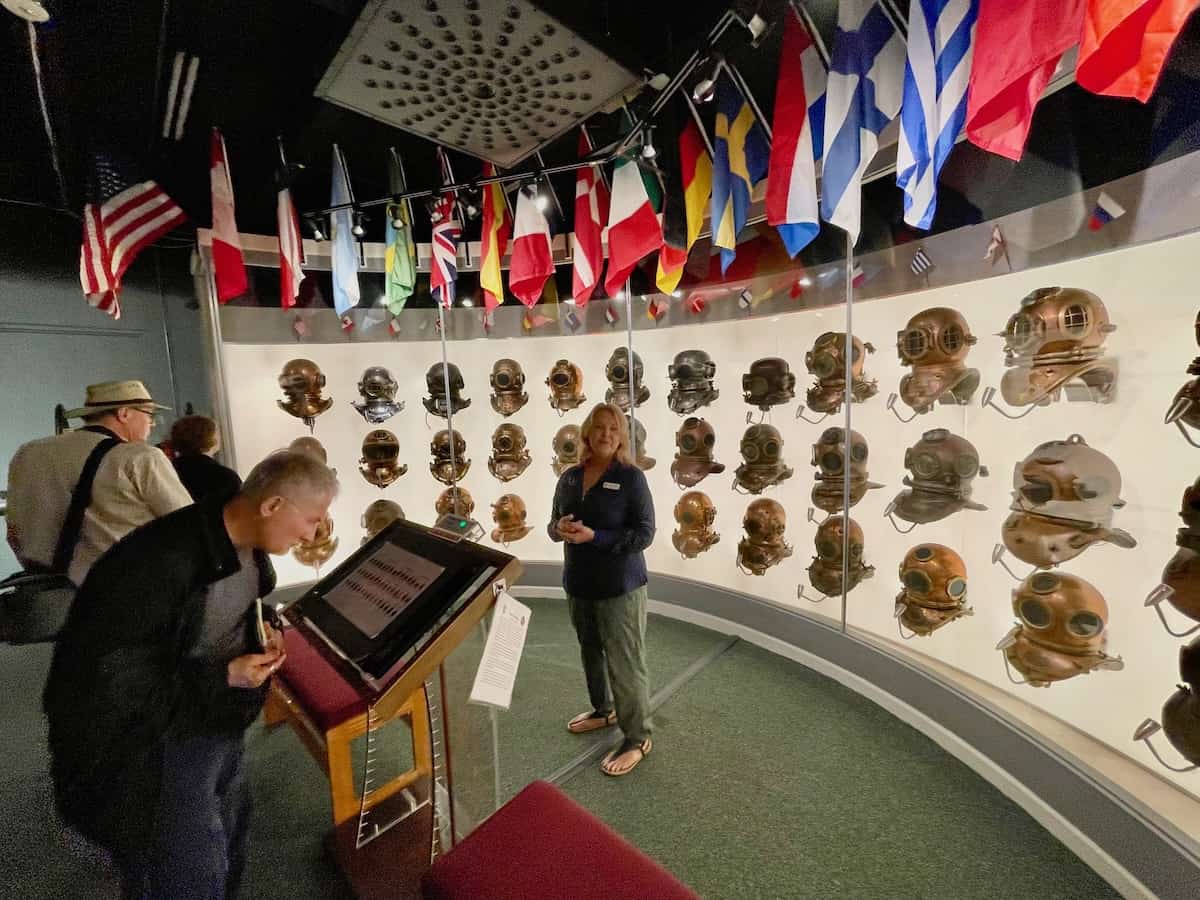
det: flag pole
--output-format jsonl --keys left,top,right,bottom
{"left": 788, "top": 0, "right": 830, "bottom": 64}
{"left": 625, "top": 280, "right": 637, "bottom": 463}
{"left": 841, "top": 232, "right": 853, "bottom": 635}
{"left": 437, "top": 301, "right": 460, "bottom": 504}
{"left": 682, "top": 93, "right": 717, "bottom": 159}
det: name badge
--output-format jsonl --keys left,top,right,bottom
{"left": 603, "top": 482, "right": 621, "bottom": 491}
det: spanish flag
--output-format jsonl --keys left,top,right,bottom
{"left": 656, "top": 115, "right": 712, "bottom": 295}
{"left": 479, "top": 163, "right": 511, "bottom": 311}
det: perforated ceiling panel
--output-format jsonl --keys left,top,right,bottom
{"left": 316, "top": 0, "right": 640, "bottom": 168}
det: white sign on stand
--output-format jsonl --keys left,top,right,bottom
{"left": 468, "top": 592, "right": 531, "bottom": 711}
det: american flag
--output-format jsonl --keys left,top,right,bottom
{"left": 429, "top": 192, "right": 461, "bottom": 308}
{"left": 79, "top": 151, "right": 186, "bottom": 318}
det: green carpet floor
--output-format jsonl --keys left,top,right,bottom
{"left": 0, "top": 596, "right": 1120, "bottom": 899}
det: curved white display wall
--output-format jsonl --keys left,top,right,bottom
{"left": 221, "top": 229, "right": 1200, "bottom": 800}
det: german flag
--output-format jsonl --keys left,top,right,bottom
{"left": 656, "top": 115, "right": 712, "bottom": 294}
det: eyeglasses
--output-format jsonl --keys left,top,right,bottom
{"left": 133, "top": 408, "right": 161, "bottom": 424}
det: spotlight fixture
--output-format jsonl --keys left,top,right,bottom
{"left": 692, "top": 53, "right": 722, "bottom": 103}
{"left": 390, "top": 196, "right": 406, "bottom": 229}
{"left": 461, "top": 296, "right": 475, "bottom": 308}
{"left": 461, "top": 183, "right": 482, "bottom": 220}
{"left": 524, "top": 177, "right": 549, "bottom": 213}
{"left": 427, "top": 195, "right": 445, "bottom": 223}
{"left": 641, "top": 126, "right": 657, "bottom": 160}
{"left": 351, "top": 210, "right": 366, "bottom": 238}
{"left": 2, "top": 0, "right": 50, "bottom": 22}
{"left": 733, "top": 1, "right": 770, "bottom": 47}
{"left": 306, "top": 215, "right": 326, "bottom": 242}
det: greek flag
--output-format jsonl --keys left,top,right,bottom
{"left": 910, "top": 247, "right": 933, "bottom": 274}
{"left": 897, "top": 0, "right": 979, "bottom": 230}
{"left": 820, "top": 1, "right": 906, "bottom": 245}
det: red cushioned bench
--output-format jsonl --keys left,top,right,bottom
{"left": 422, "top": 780, "right": 698, "bottom": 900}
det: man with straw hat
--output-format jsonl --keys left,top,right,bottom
{"left": 7, "top": 380, "right": 192, "bottom": 585}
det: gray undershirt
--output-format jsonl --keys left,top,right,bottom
{"left": 191, "top": 547, "right": 259, "bottom": 663}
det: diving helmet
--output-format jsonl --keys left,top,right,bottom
{"left": 547, "top": 359, "right": 586, "bottom": 413}
{"left": 359, "top": 429, "right": 407, "bottom": 489}
{"left": 668, "top": 350, "right": 719, "bottom": 415}
{"left": 605, "top": 348, "right": 649, "bottom": 411}
{"left": 1164, "top": 311, "right": 1200, "bottom": 438}
{"left": 895, "top": 544, "right": 970, "bottom": 636}
{"left": 1161, "top": 637, "right": 1200, "bottom": 765}
{"left": 999, "top": 571, "right": 1122, "bottom": 687}
{"left": 1001, "top": 434, "right": 1136, "bottom": 568}
{"left": 278, "top": 358, "right": 332, "bottom": 428}
{"left": 670, "top": 417, "right": 725, "bottom": 489}
{"left": 423, "top": 362, "right": 471, "bottom": 418}
{"left": 673, "top": 491, "right": 719, "bottom": 559}
{"left": 490, "top": 493, "right": 533, "bottom": 544}
{"left": 810, "top": 427, "right": 882, "bottom": 513}
{"left": 807, "top": 516, "right": 874, "bottom": 597}
{"left": 488, "top": 423, "right": 532, "bottom": 482}
{"left": 288, "top": 436, "right": 328, "bottom": 464}
{"left": 742, "top": 358, "right": 795, "bottom": 412}
{"left": 805, "top": 333, "right": 877, "bottom": 414}
{"left": 551, "top": 424, "right": 581, "bottom": 476}
{"left": 734, "top": 424, "right": 793, "bottom": 494}
{"left": 737, "top": 498, "right": 792, "bottom": 576}
{"left": 435, "top": 486, "right": 474, "bottom": 519}
{"left": 891, "top": 428, "right": 987, "bottom": 525}
{"left": 429, "top": 428, "right": 470, "bottom": 485}
{"left": 361, "top": 500, "right": 404, "bottom": 545}
{"left": 490, "top": 358, "right": 529, "bottom": 417}
{"left": 1162, "top": 477, "right": 1200, "bottom": 624}
{"left": 352, "top": 366, "right": 403, "bottom": 424}
{"left": 627, "top": 415, "right": 656, "bottom": 471}
{"left": 999, "top": 287, "right": 1118, "bottom": 406}
{"left": 896, "top": 308, "right": 980, "bottom": 413}
{"left": 292, "top": 515, "right": 338, "bottom": 571}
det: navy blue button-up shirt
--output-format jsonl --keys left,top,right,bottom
{"left": 548, "top": 459, "right": 655, "bottom": 601}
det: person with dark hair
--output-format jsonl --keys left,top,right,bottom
{"left": 44, "top": 449, "right": 339, "bottom": 899}
{"left": 548, "top": 402, "right": 656, "bottom": 777}
{"left": 170, "top": 415, "right": 242, "bottom": 501}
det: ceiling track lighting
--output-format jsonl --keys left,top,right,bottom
{"left": 641, "top": 126, "right": 657, "bottom": 160}
{"left": 426, "top": 195, "right": 445, "bottom": 223}
{"left": 305, "top": 215, "right": 326, "bottom": 242}
{"left": 524, "top": 175, "right": 549, "bottom": 213}
{"left": 390, "top": 196, "right": 406, "bottom": 229}
{"left": 351, "top": 210, "right": 366, "bottom": 238}
{"left": 691, "top": 52, "right": 723, "bottom": 104}
{"left": 2, "top": 0, "right": 51, "bottom": 22}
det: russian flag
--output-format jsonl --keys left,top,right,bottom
{"left": 1088, "top": 191, "right": 1126, "bottom": 230}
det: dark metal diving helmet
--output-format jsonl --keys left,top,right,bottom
{"left": 605, "top": 348, "right": 649, "bottom": 411}
{"left": 359, "top": 429, "right": 407, "bottom": 489}
{"left": 361, "top": 500, "right": 404, "bottom": 545}
{"left": 998, "top": 571, "right": 1123, "bottom": 687}
{"left": 551, "top": 424, "right": 581, "bottom": 476}
{"left": 488, "top": 423, "right": 532, "bottom": 482}
{"left": 1160, "top": 637, "right": 1200, "bottom": 765}
{"left": 1162, "top": 477, "right": 1200, "bottom": 624}
{"left": 737, "top": 498, "right": 792, "bottom": 576}
{"left": 292, "top": 515, "right": 338, "bottom": 571}
{"left": 627, "top": 415, "right": 656, "bottom": 471}
{"left": 1164, "top": 310, "right": 1200, "bottom": 440}
{"left": 891, "top": 429, "right": 987, "bottom": 525}
{"left": 435, "top": 486, "right": 474, "bottom": 519}
{"left": 668, "top": 350, "right": 719, "bottom": 415}
{"left": 423, "top": 362, "right": 471, "bottom": 418}
{"left": 742, "top": 358, "right": 795, "bottom": 412}
{"left": 999, "top": 286, "right": 1118, "bottom": 406}
{"left": 810, "top": 427, "right": 882, "bottom": 513}
{"left": 673, "top": 491, "right": 719, "bottom": 559}
{"left": 429, "top": 428, "right": 470, "bottom": 485}
{"left": 734, "top": 424, "right": 793, "bottom": 494}
{"left": 670, "top": 417, "right": 725, "bottom": 488}
{"left": 490, "top": 358, "right": 529, "bottom": 417}
{"left": 490, "top": 493, "right": 532, "bottom": 544}
{"left": 805, "top": 332, "right": 877, "bottom": 414}
{"left": 352, "top": 366, "right": 403, "bottom": 424}
{"left": 1001, "top": 434, "right": 1135, "bottom": 568}
{"left": 547, "top": 359, "right": 586, "bottom": 413}
{"left": 807, "top": 515, "right": 874, "bottom": 597}
{"left": 896, "top": 544, "right": 971, "bottom": 636}
{"left": 278, "top": 358, "right": 333, "bottom": 428}
{"left": 896, "top": 308, "right": 980, "bottom": 413}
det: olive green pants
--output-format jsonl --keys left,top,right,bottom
{"left": 567, "top": 585, "right": 651, "bottom": 743}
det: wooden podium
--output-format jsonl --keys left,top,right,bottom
{"left": 268, "top": 518, "right": 522, "bottom": 899}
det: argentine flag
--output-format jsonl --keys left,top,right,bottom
{"left": 329, "top": 145, "right": 361, "bottom": 316}
{"left": 896, "top": 0, "right": 978, "bottom": 230}
{"left": 820, "top": 1, "right": 905, "bottom": 245}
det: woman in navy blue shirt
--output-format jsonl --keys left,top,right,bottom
{"left": 548, "top": 402, "right": 656, "bottom": 776}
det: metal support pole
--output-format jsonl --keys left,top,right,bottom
{"left": 625, "top": 283, "right": 636, "bottom": 460}
{"left": 437, "top": 302, "right": 461, "bottom": 511}
{"left": 841, "top": 233, "right": 853, "bottom": 634}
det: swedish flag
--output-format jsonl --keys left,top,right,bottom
{"left": 711, "top": 71, "right": 770, "bottom": 274}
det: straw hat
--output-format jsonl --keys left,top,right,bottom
{"left": 64, "top": 380, "right": 171, "bottom": 419}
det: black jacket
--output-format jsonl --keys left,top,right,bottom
{"left": 172, "top": 453, "right": 243, "bottom": 502}
{"left": 43, "top": 494, "right": 276, "bottom": 856}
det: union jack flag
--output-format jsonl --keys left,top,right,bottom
{"left": 79, "top": 150, "right": 186, "bottom": 319}
{"left": 429, "top": 191, "right": 461, "bottom": 308}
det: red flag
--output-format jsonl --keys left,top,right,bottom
{"left": 572, "top": 128, "right": 608, "bottom": 305}
{"left": 277, "top": 182, "right": 304, "bottom": 310}
{"left": 210, "top": 129, "right": 248, "bottom": 302}
{"left": 966, "top": 0, "right": 1085, "bottom": 160}
{"left": 604, "top": 156, "right": 663, "bottom": 297}
{"left": 508, "top": 186, "right": 554, "bottom": 307}
{"left": 1077, "top": 0, "right": 1199, "bottom": 102}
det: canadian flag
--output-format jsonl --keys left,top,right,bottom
{"left": 508, "top": 187, "right": 554, "bottom": 307}
{"left": 572, "top": 128, "right": 608, "bottom": 306}
{"left": 210, "top": 129, "right": 247, "bottom": 303}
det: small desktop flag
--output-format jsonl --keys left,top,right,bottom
{"left": 604, "top": 303, "right": 620, "bottom": 325}
{"left": 910, "top": 247, "right": 933, "bottom": 275}
{"left": 1088, "top": 192, "right": 1126, "bottom": 230}
{"left": 984, "top": 224, "right": 1006, "bottom": 264}
{"left": 647, "top": 297, "right": 669, "bottom": 321}
{"left": 341, "top": 313, "right": 354, "bottom": 332}
{"left": 852, "top": 263, "right": 866, "bottom": 287}
{"left": 564, "top": 308, "right": 582, "bottom": 332}
{"left": 686, "top": 293, "right": 707, "bottom": 315}
{"left": 388, "top": 317, "right": 402, "bottom": 337}
{"left": 522, "top": 307, "right": 552, "bottom": 331}
{"left": 292, "top": 316, "right": 309, "bottom": 339}
{"left": 737, "top": 288, "right": 753, "bottom": 310}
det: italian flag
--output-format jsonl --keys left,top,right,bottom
{"left": 604, "top": 156, "right": 663, "bottom": 297}
{"left": 508, "top": 186, "right": 553, "bottom": 307}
